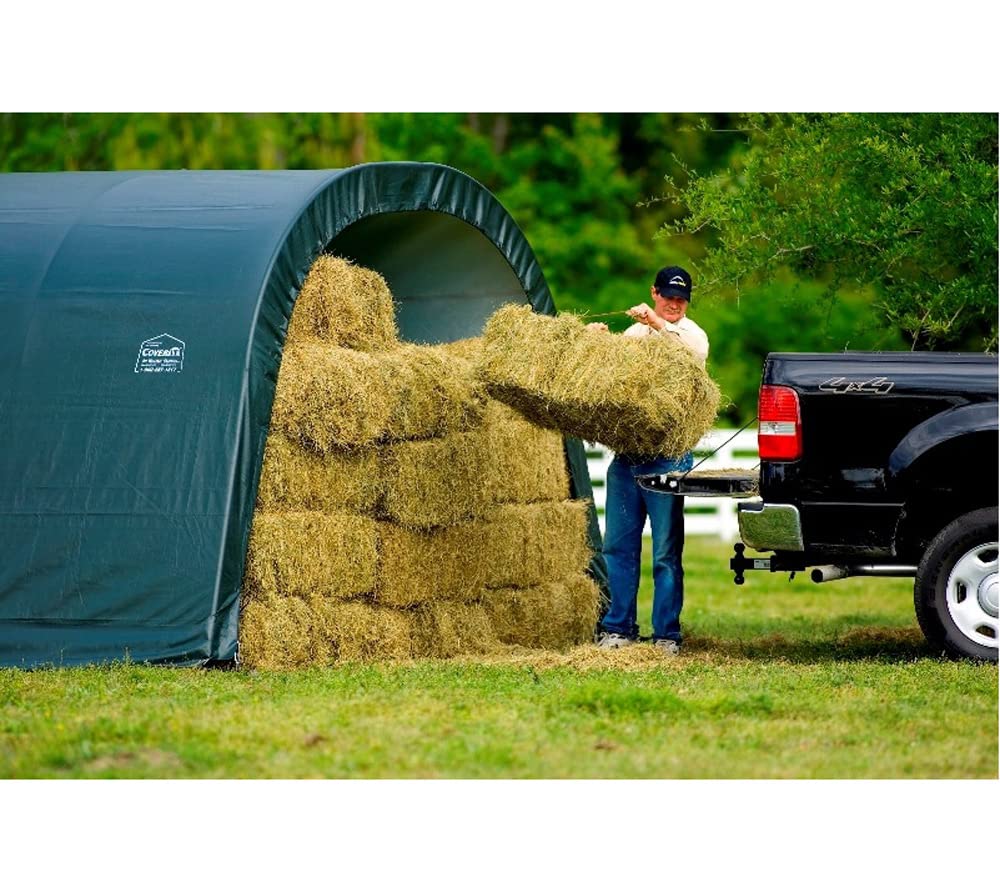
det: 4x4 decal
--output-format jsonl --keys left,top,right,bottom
{"left": 818, "top": 376, "right": 895, "bottom": 394}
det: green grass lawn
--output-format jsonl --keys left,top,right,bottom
{"left": 1, "top": 537, "right": 996, "bottom": 778}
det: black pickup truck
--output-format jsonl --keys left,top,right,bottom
{"left": 641, "top": 352, "right": 999, "bottom": 662}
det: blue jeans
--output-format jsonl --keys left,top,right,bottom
{"left": 600, "top": 452, "right": 692, "bottom": 642}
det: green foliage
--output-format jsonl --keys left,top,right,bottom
{"left": 665, "top": 113, "right": 999, "bottom": 350}
{"left": 0, "top": 113, "right": 373, "bottom": 171}
{"left": 696, "top": 277, "right": 909, "bottom": 423}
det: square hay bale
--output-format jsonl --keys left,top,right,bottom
{"left": 434, "top": 337, "right": 484, "bottom": 361}
{"left": 486, "top": 574, "right": 601, "bottom": 650}
{"left": 239, "top": 597, "right": 414, "bottom": 668}
{"left": 485, "top": 402, "right": 570, "bottom": 504}
{"left": 270, "top": 343, "right": 395, "bottom": 451}
{"left": 238, "top": 597, "right": 319, "bottom": 670}
{"left": 484, "top": 502, "right": 592, "bottom": 589}
{"left": 244, "top": 511, "right": 378, "bottom": 604}
{"left": 270, "top": 342, "right": 486, "bottom": 452}
{"left": 375, "top": 501, "right": 592, "bottom": 606}
{"left": 256, "top": 433, "right": 382, "bottom": 513}
{"left": 411, "top": 602, "right": 500, "bottom": 658}
{"left": 383, "top": 343, "right": 487, "bottom": 441}
{"left": 375, "top": 522, "right": 489, "bottom": 606}
{"left": 379, "top": 400, "right": 570, "bottom": 530}
{"left": 476, "top": 303, "right": 720, "bottom": 457}
{"left": 379, "top": 427, "right": 493, "bottom": 529}
{"left": 286, "top": 255, "right": 398, "bottom": 352}
{"left": 312, "top": 599, "right": 415, "bottom": 662}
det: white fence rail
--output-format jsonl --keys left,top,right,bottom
{"left": 585, "top": 429, "right": 759, "bottom": 540}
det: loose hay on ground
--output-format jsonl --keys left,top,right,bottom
{"left": 441, "top": 642, "right": 682, "bottom": 670}
{"left": 244, "top": 511, "right": 378, "bottom": 604}
{"left": 476, "top": 303, "right": 720, "bottom": 456}
{"left": 285, "top": 255, "right": 398, "bottom": 352}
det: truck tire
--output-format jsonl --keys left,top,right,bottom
{"left": 914, "top": 507, "right": 998, "bottom": 662}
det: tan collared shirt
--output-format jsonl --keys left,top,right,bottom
{"left": 623, "top": 315, "right": 709, "bottom": 366}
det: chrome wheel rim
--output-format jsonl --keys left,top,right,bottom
{"left": 945, "top": 542, "right": 999, "bottom": 649}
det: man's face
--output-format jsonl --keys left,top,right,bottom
{"left": 653, "top": 290, "right": 688, "bottom": 323}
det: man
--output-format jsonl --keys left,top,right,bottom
{"left": 588, "top": 266, "right": 709, "bottom": 654}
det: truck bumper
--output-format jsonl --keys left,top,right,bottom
{"left": 737, "top": 500, "right": 804, "bottom": 552}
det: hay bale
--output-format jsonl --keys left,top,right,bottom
{"left": 411, "top": 602, "right": 499, "bottom": 658}
{"left": 375, "top": 501, "right": 591, "bottom": 606}
{"left": 271, "top": 342, "right": 486, "bottom": 452}
{"left": 376, "top": 521, "right": 488, "bottom": 606}
{"left": 434, "top": 337, "right": 484, "bottom": 360}
{"left": 256, "top": 433, "right": 382, "bottom": 513}
{"left": 484, "top": 502, "right": 592, "bottom": 589}
{"left": 379, "top": 427, "right": 492, "bottom": 529}
{"left": 313, "top": 599, "right": 414, "bottom": 662}
{"left": 380, "top": 401, "right": 570, "bottom": 529}
{"left": 239, "top": 598, "right": 318, "bottom": 670}
{"left": 286, "top": 255, "right": 398, "bottom": 352}
{"left": 476, "top": 303, "right": 720, "bottom": 457}
{"left": 244, "top": 511, "right": 378, "bottom": 604}
{"left": 486, "top": 574, "right": 601, "bottom": 650}
{"left": 485, "top": 402, "right": 569, "bottom": 504}
{"left": 384, "top": 343, "right": 486, "bottom": 441}
{"left": 270, "top": 343, "right": 394, "bottom": 451}
{"left": 240, "top": 598, "right": 414, "bottom": 668}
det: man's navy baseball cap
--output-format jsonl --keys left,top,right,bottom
{"left": 654, "top": 266, "right": 693, "bottom": 302}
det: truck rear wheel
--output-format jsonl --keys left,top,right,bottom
{"left": 914, "top": 508, "right": 998, "bottom": 662}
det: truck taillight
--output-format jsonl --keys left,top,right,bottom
{"left": 758, "top": 385, "right": 802, "bottom": 461}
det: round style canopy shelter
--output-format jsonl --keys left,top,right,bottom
{"left": 0, "top": 163, "right": 607, "bottom": 667}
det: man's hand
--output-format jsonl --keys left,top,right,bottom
{"left": 585, "top": 322, "right": 609, "bottom": 332}
{"left": 627, "top": 303, "right": 665, "bottom": 330}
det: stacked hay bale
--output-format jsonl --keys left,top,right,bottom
{"left": 239, "top": 256, "right": 600, "bottom": 669}
{"left": 477, "top": 303, "right": 720, "bottom": 456}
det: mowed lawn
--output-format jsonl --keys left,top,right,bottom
{"left": 1, "top": 537, "right": 996, "bottom": 778}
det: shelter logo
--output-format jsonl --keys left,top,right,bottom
{"left": 135, "top": 333, "right": 185, "bottom": 374}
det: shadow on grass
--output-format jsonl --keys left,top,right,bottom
{"left": 684, "top": 625, "right": 938, "bottom": 664}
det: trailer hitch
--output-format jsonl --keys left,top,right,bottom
{"left": 730, "top": 543, "right": 805, "bottom": 584}
{"left": 730, "top": 543, "right": 770, "bottom": 585}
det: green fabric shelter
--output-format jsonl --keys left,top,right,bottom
{"left": 0, "top": 163, "right": 608, "bottom": 667}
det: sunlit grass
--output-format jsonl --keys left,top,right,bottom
{"left": 1, "top": 538, "right": 995, "bottom": 779}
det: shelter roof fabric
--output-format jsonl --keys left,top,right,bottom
{"left": 0, "top": 163, "right": 606, "bottom": 667}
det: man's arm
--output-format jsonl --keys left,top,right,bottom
{"left": 661, "top": 319, "right": 709, "bottom": 365}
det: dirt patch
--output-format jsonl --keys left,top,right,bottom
{"left": 87, "top": 748, "right": 182, "bottom": 773}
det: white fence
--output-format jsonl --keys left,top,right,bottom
{"left": 585, "top": 429, "right": 759, "bottom": 540}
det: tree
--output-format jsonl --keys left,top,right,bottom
{"left": 663, "top": 114, "right": 998, "bottom": 350}
{"left": 698, "top": 278, "right": 908, "bottom": 424}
